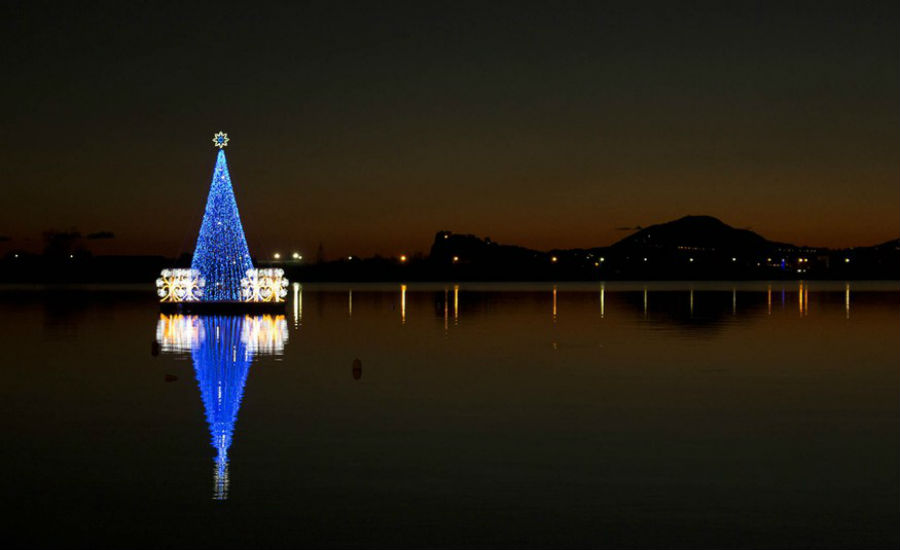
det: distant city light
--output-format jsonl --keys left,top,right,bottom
{"left": 594, "top": 262, "right": 599, "bottom": 267}
{"left": 689, "top": 257, "right": 694, "bottom": 262}
{"left": 452, "top": 256, "right": 459, "bottom": 263}
{"left": 844, "top": 258, "right": 850, "bottom": 263}
{"left": 69, "top": 254, "right": 74, "bottom": 259}
{"left": 643, "top": 257, "right": 648, "bottom": 262}
{"left": 273, "top": 252, "right": 281, "bottom": 260}
{"left": 444, "top": 234, "right": 449, "bottom": 239}
{"left": 731, "top": 257, "right": 736, "bottom": 262}
{"left": 599, "top": 257, "right": 605, "bottom": 262}
{"left": 551, "top": 256, "right": 558, "bottom": 263}
{"left": 14, "top": 254, "right": 18, "bottom": 258}
{"left": 291, "top": 252, "right": 301, "bottom": 260}
{"left": 399, "top": 254, "right": 407, "bottom": 263}
{"left": 348, "top": 256, "right": 353, "bottom": 260}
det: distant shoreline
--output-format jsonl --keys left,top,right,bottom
{"left": 3, "top": 216, "right": 898, "bottom": 283}
{"left": 1, "top": 280, "right": 898, "bottom": 292}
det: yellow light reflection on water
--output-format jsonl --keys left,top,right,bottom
{"left": 600, "top": 283, "right": 605, "bottom": 318}
{"left": 796, "top": 282, "right": 810, "bottom": 317}
{"left": 156, "top": 313, "right": 200, "bottom": 351}
{"left": 443, "top": 287, "right": 449, "bottom": 332}
{"left": 689, "top": 289, "right": 694, "bottom": 317}
{"left": 156, "top": 313, "right": 288, "bottom": 354}
{"left": 292, "top": 283, "right": 301, "bottom": 328}
{"left": 643, "top": 286, "right": 648, "bottom": 318}
{"left": 552, "top": 285, "right": 558, "bottom": 322}
{"left": 845, "top": 283, "right": 851, "bottom": 319}
{"left": 241, "top": 314, "right": 289, "bottom": 354}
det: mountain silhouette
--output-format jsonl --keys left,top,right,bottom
{"left": 609, "top": 215, "right": 791, "bottom": 255}
{"left": 3, "top": 215, "right": 896, "bottom": 282}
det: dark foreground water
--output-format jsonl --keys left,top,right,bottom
{"left": 1, "top": 282, "right": 898, "bottom": 549}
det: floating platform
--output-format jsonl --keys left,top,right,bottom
{"left": 160, "top": 301, "right": 287, "bottom": 314}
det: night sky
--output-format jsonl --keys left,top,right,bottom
{"left": 2, "top": 1, "right": 897, "bottom": 258}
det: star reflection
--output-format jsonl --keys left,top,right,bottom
{"left": 155, "top": 314, "right": 288, "bottom": 500}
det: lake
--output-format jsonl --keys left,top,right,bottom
{"left": 1, "top": 282, "right": 898, "bottom": 548}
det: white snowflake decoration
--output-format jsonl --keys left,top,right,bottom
{"left": 156, "top": 268, "right": 205, "bottom": 302}
{"left": 241, "top": 268, "right": 289, "bottom": 303}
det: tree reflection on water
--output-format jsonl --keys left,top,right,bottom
{"left": 155, "top": 314, "right": 287, "bottom": 499}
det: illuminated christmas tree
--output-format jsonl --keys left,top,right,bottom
{"left": 191, "top": 132, "right": 254, "bottom": 301}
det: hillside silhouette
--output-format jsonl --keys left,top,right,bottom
{"left": 293, "top": 215, "right": 897, "bottom": 281}
{"left": 610, "top": 215, "right": 788, "bottom": 254}
{"left": 1, "top": 215, "right": 897, "bottom": 282}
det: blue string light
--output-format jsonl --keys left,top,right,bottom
{"left": 191, "top": 315, "right": 252, "bottom": 500}
{"left": 191, "top": 149, "right": 254, "bottom": 301}
{"left": 154, "top": 311, "right": 288, "bottom": 499}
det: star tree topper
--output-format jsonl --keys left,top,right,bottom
{"left": 212, "top": 131, "right": 229, "bottom": 149}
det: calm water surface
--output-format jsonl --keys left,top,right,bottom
{"left": 1, "top": 282, "right": 898, "bottom": 548}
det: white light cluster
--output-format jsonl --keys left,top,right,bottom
{"left": 241, "top": 314, "right": 289, "bottom": 354}
{"left": 155, "top": 314, "right": 289, "bottom": 355}
{"left": 155, "top": 314, "right": 202, "bottom": 352}
{"left": 240, "top": 268, "right": 289, "bottom": 302}
{"left": 156, "top": 268, "right": 205, "bottom": 302}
